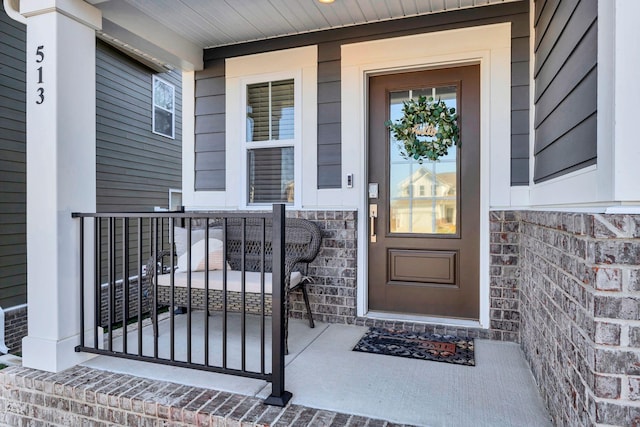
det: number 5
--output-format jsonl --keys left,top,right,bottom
{"left": 36, "top": 45, "right": 44, "bottom": 63}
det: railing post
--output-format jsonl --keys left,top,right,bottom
{"left": 264, "top": 204, "right": 292, "bottom": 406}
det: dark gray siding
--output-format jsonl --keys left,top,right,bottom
{"left": 533, "top": 0, "right": 597, "bottom": 183}
{"left": 198, "top": 1, "right": 530, "bottom": 190}
{"left": 194, "top": 60, "right": 225, "bottom": 191}
{"left": 0, "top": 4, "right": 27, "bottom": 308}
{"left": 317, "top": 42, "right": 342, "bottom": 189}
{"left": 96, "top": 41, "right": 182, "bottom": 211}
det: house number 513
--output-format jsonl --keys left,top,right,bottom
{"left": 35, "top": 45, "right": 44, "bottom": 105}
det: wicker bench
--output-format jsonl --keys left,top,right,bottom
{"left": 147, "top": 217, "right": 322, "bottom": 350}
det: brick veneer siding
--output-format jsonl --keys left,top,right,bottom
{"left": 0, "top": 366, "right": 392, "bottom": 426}
{"left": 490, "top": 211, "right": 521, "bottom": 342}
{"left": 3, "top": 305, "right": 27, "bottom": 355}
{"left": 289, "top": 210, "right": 521, "bottom": 343}
{"left": 287, "top": 210, "right": 358, "bottom": 325}
{"left": 519, "top": 211, "right": 640, "bottom": 426}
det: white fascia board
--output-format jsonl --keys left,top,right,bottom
{"left": 95, "top": 0, "right": 202, "bottom": 70}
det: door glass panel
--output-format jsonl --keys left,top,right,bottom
{"left": 389, "top": 86, "right": 457, "bottom": 235}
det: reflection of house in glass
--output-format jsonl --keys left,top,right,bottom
{"left": 391, "top": 166, "right": 456, "bottom": 234}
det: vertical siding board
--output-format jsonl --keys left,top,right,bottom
{"left": 0, "top": 3, "right": 26, "bottom": 307}
{"left": 533, "top": 0, "right": 596, "bottom": 183}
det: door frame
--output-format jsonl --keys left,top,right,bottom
{"left": 340, "top": 23, "right": 513, "bottom": 329}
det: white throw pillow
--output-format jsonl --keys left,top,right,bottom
{"left": 176, "top": 238, "right": 224, "bottom": 272}
{"left": 173, "top": 226, "right": 224, "bottom": 258}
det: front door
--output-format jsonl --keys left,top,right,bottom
{"left": 368, "top": 66, "right": 480, "bottom": 320}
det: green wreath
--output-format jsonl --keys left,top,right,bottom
{"left": 384, "top": 95, "right": 459, "bottom": 163}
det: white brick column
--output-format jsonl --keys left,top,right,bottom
{"left": 20, "top": 0, "right": 101, "bottom": 372}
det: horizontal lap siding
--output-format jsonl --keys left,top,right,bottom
{"left": 194, "top": 61, "right": 225, "bottom": 191}
{"left": 317, "top": 43, "right": 342, "bottom": 189}
{"left": 201, "top": 1, "right": 530, "bottom": 191}
{"left": 533, "top": 0, "right": 597, "bottom": 183}
{"left": 0, "top": 4, "right": 26, "bottom": 307}
{"left": 96, "top": 41, "right": 182, "bottom": 212}
{"left": 96, "top": 42, "right": 182, "bottom": 282}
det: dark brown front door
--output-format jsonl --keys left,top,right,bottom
{"left": 368, "top": 65, "right": 480, "bottom": 320}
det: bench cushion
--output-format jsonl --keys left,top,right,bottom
{"left": 156, "top": 270, "right": 302, "bottom": 294}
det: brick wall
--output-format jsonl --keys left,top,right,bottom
{"left": 490, "top": 211, "right": 521, "bottom": 342}
{"left": 288, "top": 211, "right": 358, "bottom": 325}
{"left": 519, "top": 211, "right": 640, "bottom": 426}
{"left": 0, "top": 366, "right": 390, "bottom": 426}
{"left": 3, "top": 305, "right": 27, "bottom": 355}
{"left": 291, "top": 210, "right": 520, "bottom": 343}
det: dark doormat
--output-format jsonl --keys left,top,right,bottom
{"left": 353, "top": 327, "right": 475, "bottom": 366}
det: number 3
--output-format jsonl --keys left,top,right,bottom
{"left": 36, "top": 88, "right": 44, "bottom": 105}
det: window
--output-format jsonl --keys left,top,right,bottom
{"left": 245, "top": 78, "right": 296, "bottom": 205}
{"left": 152, "top": 76, "right": 175, "bottom": 138}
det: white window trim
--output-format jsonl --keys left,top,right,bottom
{"left": 182, "top": 45, "right": 316, "bottom": 210}
{"left": 241, "top": 72, "right": 302, "bottom": 208}
{"left": 152, "top": 75, "right": 175, "bottom": 139}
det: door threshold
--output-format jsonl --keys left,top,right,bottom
{"left": 366, "top": 311, "right": 483, "bottom": 329}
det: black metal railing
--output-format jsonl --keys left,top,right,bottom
{"left": 72, "top": 204, "right": 291, "bottom": 406}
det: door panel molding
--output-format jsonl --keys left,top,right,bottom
{"left": 388, "top": 249, "right": 457, "bottom": 286}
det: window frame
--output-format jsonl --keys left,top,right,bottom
{"left": 152, "top": 75, "right": 176, "bottom": 139}
{"left": 240, "top": 70, "right": 302, "bottom": 208}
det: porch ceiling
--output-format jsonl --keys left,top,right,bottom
{"left": 116, "top": 0, "right": 522, "bottom": 49}
{"left": 86, "top": 0, "right": 523, "bottom": 70}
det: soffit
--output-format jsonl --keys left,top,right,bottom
{"left": 114, "top": 0, "right": 523, "bottom": 49}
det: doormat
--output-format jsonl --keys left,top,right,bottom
{"left": 352, "top": 327, "right": 475, "bottom": 366}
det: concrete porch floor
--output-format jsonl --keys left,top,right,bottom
{"left": 75, "top": 312, "right": 552, "bottom": 426}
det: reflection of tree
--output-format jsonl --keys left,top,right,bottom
{"left": 391, "top": 167, "right": 456, "bottom": 234}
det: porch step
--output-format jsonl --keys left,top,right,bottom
{"left": 0, "top": 365, "right": 407, "bottom": 426}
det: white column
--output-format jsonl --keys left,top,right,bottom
{"left": 20, "top": 0, "right": 101, "bottom": 372}
{"left": 611, "top": 0, "right": 640, "bottom": 203}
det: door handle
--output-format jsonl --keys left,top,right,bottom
{"left": 369, "top": 204, "right": 378, "bottom": 243}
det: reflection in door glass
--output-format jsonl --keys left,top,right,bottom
{"left": 389, "top": 86, "right": 457, "bottom": 234}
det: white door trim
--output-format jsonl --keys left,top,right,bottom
{"left": 341, "top": 23, "right": 512, "bottom": 329}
